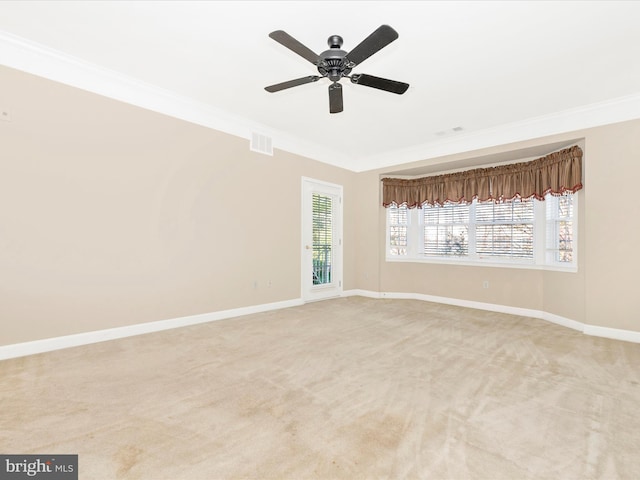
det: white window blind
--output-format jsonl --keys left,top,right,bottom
{"left": 423, "top": 203, "right": 469, "bottom": 256}
{"left": 312, "top": 194, "right": 333, "bottom": 285}
{"left": 475, "top": 200, "right": 534, "bottom": 259}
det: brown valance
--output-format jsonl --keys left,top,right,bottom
{"left": 382, "top": 145, "right": 583, "bottom": 207}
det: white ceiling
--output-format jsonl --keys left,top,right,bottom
{"left": 1, "top": 1, "right": 640, "bottom": 172}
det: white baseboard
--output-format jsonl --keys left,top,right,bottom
{"left": 3, "top": 291, "right": 638, "bottom": 361}
{"left": 0, "top": 298, "right": 304, "bottom": 361}
{"left": 583, "top": 325, "right": 640, "bottom": 343}
{"left": 342, "top": 289, "right": 380, "bottom": 299}
{"left": 342, "top": 289, "right": 640, "bottom": 344}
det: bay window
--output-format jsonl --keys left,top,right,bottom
{"left": 383, "top": 145, "right": 583, "bottom": 271}
{"left": 386, "top": 193, "right": 577, "bottom": 270}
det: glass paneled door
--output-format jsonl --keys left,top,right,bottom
{"left": 302, "top": 178, "right": 343, "bottom": 302}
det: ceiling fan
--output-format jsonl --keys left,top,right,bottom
{"left": 264, "top": 25, "right": 409, "bottom": 114}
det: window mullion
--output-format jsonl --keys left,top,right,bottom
{"left": 408, "top": 207, "right": 421, "bottom": 257}
{"left": 534, "top": 199, "right": 546, "bottom": 265}
{"left": 468, "top": 201, "right": 477, "bottom": 259}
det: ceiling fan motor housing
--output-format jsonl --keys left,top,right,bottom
{"left": 318, "top": 35, "right": 352, "bottom": 82}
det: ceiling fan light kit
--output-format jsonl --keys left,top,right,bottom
{"left": 265, "top": 25, "right": 409, "bottom": 114}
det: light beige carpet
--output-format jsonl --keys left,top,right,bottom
{"left": 1, "top": 297, "right": 639, "bottom": 479}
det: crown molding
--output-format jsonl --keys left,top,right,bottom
{"left": 2, "top": 30, "right": 639, "bottom": 173}
{"left": 0, "top": 30, "right": 352, "bottom": 170}
{"left": 353, "top": 92, "right": 640, "bottom": 172}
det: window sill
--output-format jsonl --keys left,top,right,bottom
{"left": 385, "top": 255, "right": 578, "bottom": 273}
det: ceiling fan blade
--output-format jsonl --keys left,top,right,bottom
{"left": 265, "top": 76, "right": 320, "bottom": 93}
{"left": 328, "top": 83, "right": 343, "bottom": 114}
{"left": 344, "top": 25, "right": 399, "bottom": 67}
{"left": 269, "top": 30, "right": 320, "bottom": 65}
{"left": 350, "top": 74, "right": 409, "bottom": 95}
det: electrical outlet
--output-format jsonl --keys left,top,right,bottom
{"left": 0, "top": 109, "right": 11, "bottom": 122}
{"left": 482, "top": 280, "right": 489, "bottom": 289}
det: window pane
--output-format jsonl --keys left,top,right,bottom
{"left": 476, "top": 199, "right": 534, "bottom": 259}
{"left": 388, "top": 205, "right": 408, "bottom": 256}
{"left": 513, "top": 201, "right": 535, "bottom": 220}
{"left": 558, "top": 220, "right": 573, "bottom": 262}
{"left": 312, "top": 194, "right": 332, "bottom": 285}
{"left": 476, "top": 199, "right": 534, "bottom": 223}
{"left": 423, "top": 203, "right": 469, "bottom": 256}
{"left": 424, "top": 203, "right": 469, "bottom": 224}
{"left": 557, "top": 196, "right": 573, "bottom": 217}
{"left": 546, "top": 194, "right": 574, "bottom": 263}
{"left": 424, "top": 225, "right": 468, "bottom": 256}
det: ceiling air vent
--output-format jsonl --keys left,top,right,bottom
{"left": 250, "top": 132, "right": 273, "bottom": 156}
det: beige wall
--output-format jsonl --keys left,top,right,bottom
{"left": 2, "top": 64, "right": 639, "bottom": 348}
{"left": 0, "top": 66, "right": 356, "bottom": 345}
{"left": 582, "top": 121, "right": 640, "bottom": 331}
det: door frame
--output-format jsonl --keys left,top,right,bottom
{"left": 301, "top": 177, "right": 343, "bottom": 302}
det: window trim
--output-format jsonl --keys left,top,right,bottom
{"left": 385, "top": 194, "right": 578, "bottom": 272}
